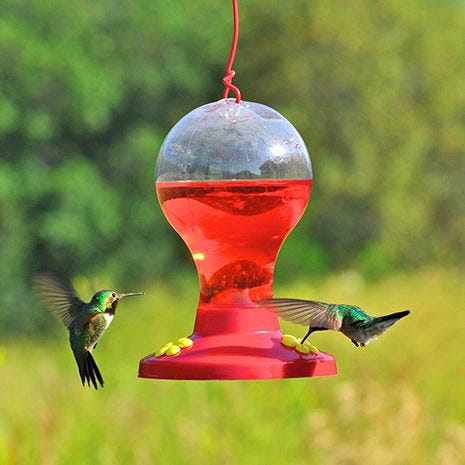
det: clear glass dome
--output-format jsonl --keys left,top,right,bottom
{"left": 156, "top": 99, "right": 312, "bottom": 181}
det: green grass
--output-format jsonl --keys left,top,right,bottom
{"left": 1, "top": 268, "right": 465, "bottom": 465}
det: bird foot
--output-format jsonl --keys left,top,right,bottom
{"left": 281, "top": 334, "right": 319, "bottom": 355}
{"left": 155, "top": 337, "right": 194, "bottom": 358}
{"left": 351, "top": 340, "right": 366, "bottom": 348}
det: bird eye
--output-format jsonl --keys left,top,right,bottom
{"left": 111, "top": 292, "right": 116, "bottom": 298}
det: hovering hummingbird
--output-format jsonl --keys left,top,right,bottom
{"left": 257, "top": 298, "right": 410, "bottom": 347}
{"left": 35, "top": 275, "right": 144, "bottom": 390}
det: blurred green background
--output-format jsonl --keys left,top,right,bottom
{"left": 1, "top": 0, "right": 464, "bottom": 464}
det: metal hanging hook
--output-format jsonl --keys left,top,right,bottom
{"left": 222, "top": 0, "right": 241, "bottom": 103}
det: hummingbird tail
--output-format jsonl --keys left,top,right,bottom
{"left": 368, "top": 310, "right": 410, "bottom": 337}
{"left": 77, "top": 352, "right": 104, "bottom": 390}
{"left": 374, "top": 310, "right": 410, "bottom": 324}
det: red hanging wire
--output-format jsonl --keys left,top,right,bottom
{"left": 222, "top": 0, "right": 241, "bottom": 103}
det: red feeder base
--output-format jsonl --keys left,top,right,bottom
{"left": 138, "top": 304, "right": 337, "bottom": 380}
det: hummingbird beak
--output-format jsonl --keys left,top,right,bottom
{"left": 118, "top": 292, "right": 145, "bottom": 299}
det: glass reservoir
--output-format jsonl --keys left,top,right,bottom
{"left": 139, "top": 99, "right": 336, "bottom": 380}
{"left": 157, "top": 180, "right": 310, "bottom": 305}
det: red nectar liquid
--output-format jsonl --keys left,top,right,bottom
{"left": 157, "top": 179, "right": 311, "bottom": 305}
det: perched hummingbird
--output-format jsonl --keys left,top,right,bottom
{"left": 257, "top": 298, "right": 410, "bottom": 347}
{"left": 35, "top": 275, "right": 144, "bottom": 390}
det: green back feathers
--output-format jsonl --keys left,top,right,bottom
{"left": 336, "top": 304, "right": 369, "bottom": 321}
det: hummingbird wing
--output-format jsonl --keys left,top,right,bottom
{"left": 34, "top": 274, "right": 86, "bottom": 328}
{"left": 258, "top": 298, "right": 342, "bottom": 330}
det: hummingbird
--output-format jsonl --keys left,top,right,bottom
{"left": 257, "top": 298, "right": 410, "bottom": 347}
{"left": 35, "top": 275, "right": 144, "bottom": 390}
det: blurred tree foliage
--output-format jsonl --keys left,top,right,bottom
{"left": 0, "top": 0, "right": 464, "bottom": 331}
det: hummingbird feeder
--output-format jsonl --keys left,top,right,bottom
{"left": 138, "top": 0, "right": 337, "bottom": 380}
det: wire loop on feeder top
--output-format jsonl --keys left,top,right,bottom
{"left": 222, "top": 0, "right": 241, "bottom": 103}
